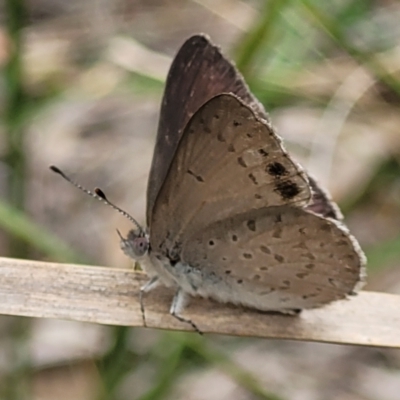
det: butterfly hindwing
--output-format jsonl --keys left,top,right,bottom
{"left": 180, "top": 206, "right": 365, "bottom": 310}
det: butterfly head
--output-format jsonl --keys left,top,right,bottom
{"left": 118, "top": 228, "right": 149, "bottom": 260}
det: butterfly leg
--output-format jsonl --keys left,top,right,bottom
{"left": 140, "top": 276, "right": 160, "bottom": 327}
{"left": 170, "top": 289, "right": 203, "bottom": 335}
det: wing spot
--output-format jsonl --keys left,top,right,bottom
{"left": 208, "top": 240, "right": 215, "bottom": 247}
{"left": 255, "top": 194, "right": 262, "bottom": 199}
{"left": 228, "top": 143, "right": 235, "bottom": 152}
{"left": 248, "top": 173, "right": 258, "bottom": 185}
{"left": 260, "top": 245, "right": 271, "bottom": 254}
{"left": 187, "top": 169, "right": 205, "bottom": 182}
{"left": 217, "top": 132, "right": 225, "bottom": 142}
{"left": 296, "top": 272, "right": 309, "bottom": 279}
{"left": 233, "top": 120, "right": 240, "bottom": 127}
{"left": 258, "top": 149, "right": 269, "bottom": 157}
{"left": 247, "top": 220, "right": 256, "bottom": 231}
{"left": 232, "top": 234, "right": 238, "bottom": 242}
{"left": 274, "top": 254, "right": 284, "bottom": 262}
{"left": 267, "top": 162, "right": 287, "bottom": 176}
{"left": 246, "top": 132, "right": 253, "bottom": 138}
{"left": 225, "top": 270, "right": 231, "bottom": 275}
{"left": 237, "top": 157, "right": 247, "bottom": 167}
{"left": 328, "top": 278, "right": 336, "bottom": 286}
{"left": 259, "top": 266, "right": 269, "bottom": 271}
{"left": 237, "top": 279, "right": 243, "bottom": 284}
{"left": 243, "top": 253, "right": 253, "bottom": 259}
{"left": 214, "top": 114, "right": 220, "bottom": 119}
{"left": 275, "top": 180, "right": 300, "bottom": 199}
{"left": 305, "top": 263, "right": 315, "bottom": 270}
{"left": 253, "top": 274, "right": 261, "bottom": 281}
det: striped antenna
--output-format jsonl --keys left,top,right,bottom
{"left": 49, "top": 165, "right": 143, "bottom": 234}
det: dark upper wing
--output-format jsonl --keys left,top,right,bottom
{"left": 306, "top": 176, "right": 343, "bottom": 220}
{"left": 146, "top": 34, "right": 264, "bottom": 225}
{"left": 147, "top": 34, "right": 341, "bottom": 226}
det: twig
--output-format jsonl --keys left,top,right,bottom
{"left": 0, "top": 256, "right": 398, "bottom": 348}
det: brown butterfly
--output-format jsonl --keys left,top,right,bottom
{"left": 52, "top": 34, "right": 366, "bottom": 332}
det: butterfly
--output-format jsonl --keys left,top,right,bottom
{"left": 52, "top": 34, "right": 366, "bottom": 333}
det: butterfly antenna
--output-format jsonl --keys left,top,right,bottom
{"left": 49, "top": 165, "right": 144, "bottom": 233}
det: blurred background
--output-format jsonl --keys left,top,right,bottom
{"left": 1, "top": 0, "right": 400, "bottom": 399}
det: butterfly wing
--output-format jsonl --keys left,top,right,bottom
{"left": 148, "top": 34, "right": 339, "bottom": 226}
{"left": 147, "top": 34, "right": 264, "bottom": 224}
{"left": 150, "top": 94, "right": 311, "bottom": 256}
{"left": 307, "top": 176, "right": 343, "bottom": 220}
{"left": 180, "top": 206, "right": 365, "bottom": 310}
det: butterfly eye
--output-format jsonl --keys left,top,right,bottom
{"left": 134, "top": 237, "right": 149, "bottom": 257}
{"left": 119, "top": 229, "right": 149, "bottom": 260}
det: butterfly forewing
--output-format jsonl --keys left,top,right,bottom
{"left": 150, "top": 94, "right": 312, "bottom": 254}
{"left": 181, "top": 206, "right": 365, "bottom": 310}
{"left": 147, "top": 35, "right": 264, "bottom": 224}
{"left": 148, "top": 34, "right": 341, "bottom": 228}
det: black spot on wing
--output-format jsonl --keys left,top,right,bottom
{"left": 237, "top": 157, "right": 246, "bottom": 167}
{"left": 275, "top": 180, "right": 300, "bottom": 199}
{"left": 248, "top": 173, "right": 258, "bottom": 185}
{"left": 267, "top": 162, "right": 287, "bottom": 176}
{"left": 258, "top": 148, "right": 268, "bottom": 157}
{"left": 247, "top": 220, "right": 256, "bottom": 231}
{"left": 260, "top": 245, "right": 271, "bottom": 254}
{"left": 187, "top": 169, "right": 205, "bottom": 182}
